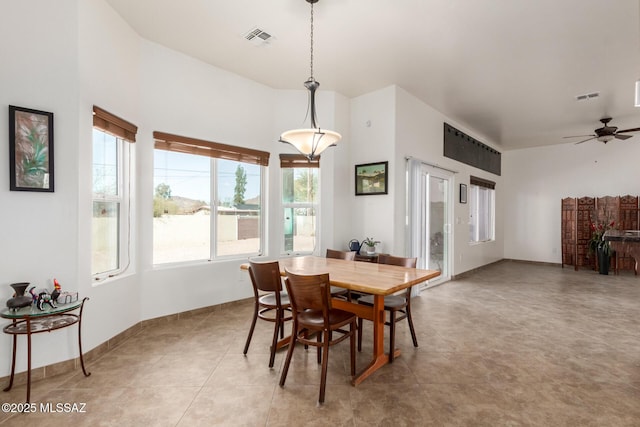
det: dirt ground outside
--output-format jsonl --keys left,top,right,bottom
{"left": 152, "top": 214, "right": 316, "bottom": 264}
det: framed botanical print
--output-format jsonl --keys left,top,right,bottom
{"left": 9, "top": 105, "right": 54, "bottom": 192}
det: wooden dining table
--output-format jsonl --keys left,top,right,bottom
{"left": 241, "top": 255, "right": 440, "bottom": 385}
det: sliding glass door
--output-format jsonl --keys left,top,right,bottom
{"left": 408, "top": 160, "right": 452, "bottom": 287}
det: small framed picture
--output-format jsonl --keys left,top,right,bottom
{"left": 9, "top": 105, "right": 54, "bottom": 192}
{"left": 355, "top": 161, "right": 388, "bottom": 196}
{"left": 459, "top": 183, "right": 467, "bottom": 204}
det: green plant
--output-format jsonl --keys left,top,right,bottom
{"left": 588, "top": 219, "right": 617, "bottom": 257}
{"left": 362, "top": 237, "right": 380, "bottom": 248}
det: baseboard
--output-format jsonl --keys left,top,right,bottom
{"left": 451, "top": 258, "right": 562, "bottom": 280}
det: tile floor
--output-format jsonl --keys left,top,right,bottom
{"left": 2, "top": 261, "right": 640, "bottom": 426}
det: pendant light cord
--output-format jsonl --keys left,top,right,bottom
{"left": 309, "top": 2, "right": 314, "bottom": 81}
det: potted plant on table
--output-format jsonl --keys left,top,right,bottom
{"left": 362, "top": 237, "right": 380, "bottom": 255}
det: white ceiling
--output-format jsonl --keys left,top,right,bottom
{"left": 105, "top": 0, "right": 640, "bottom": 151}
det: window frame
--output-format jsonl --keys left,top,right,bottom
{"left": 152, "top": 132, "right": 269, "bottom": 264}
{"left": 280, "top": 154, "right": 320, "bottom": 256}
{"left": 91, "top": 106, "right": 136, "bottom": 280}
{"left": 212, "top": 158, "right": 267, "bottom": 260}
{"left": 468, "top": 176, "right": 496, "bottom": 244}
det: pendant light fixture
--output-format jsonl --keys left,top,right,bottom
{"left": 279, "top": 0, "right": 341, "bottom": 160}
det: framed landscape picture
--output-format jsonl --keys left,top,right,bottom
{"left": 9, "top": 105, "right": 54, "bottom": 192}
{"left": 355, "top": 161, "right": 388, "bottom": 196}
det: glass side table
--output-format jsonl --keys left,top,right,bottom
{"left": 1, "top": 298, "right": 91, "bottom": 403}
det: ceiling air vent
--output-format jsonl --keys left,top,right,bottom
{"left": 575, "top": 92, "right": 600, "bottom": 101}
{"left": 243, "top": 27, "right": 273, "bottom": 46}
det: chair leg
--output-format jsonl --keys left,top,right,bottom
{"left": 243, "top": 301, "right": 258, "bottom": 355}
{"left": 279, "top": 322, "right": 297, "bottom": 387}
{"left": 269, "top": 309, "right": 281, "bottom": 368}
{"left": 319, "top": 331, "right": 330, "bottom": 404}
{"left": 316, "top": 332, "right": 322, "bottom": 364}
{"left": 350, "top": 321, "right": 356, "bottom": 376}
{"left": 279, "top": 315, "right": 285, "bottom": 338}
{"left": 357, "top": 317, "right": 363, "bottom": 352}
{"left": 389, "top": 310, "right": 396, "bottom": 363}
{"left": 406, "top": 305, "right": 419, "bottom": 348}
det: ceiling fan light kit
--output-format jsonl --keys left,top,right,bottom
{"left": 279, "top": 0, "right": 341, "bottom": 161}
{"left": 598, "top": 134, "right": 614, "bottom": 143}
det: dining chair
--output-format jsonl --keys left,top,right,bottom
{"left": 243, "top": 260, "right": 292, "bottom": 368}
{"left": 279, "top": 269, "right": 357, "bottom": 404}
{"left": 357, "top": 254, "right": 418, "bottom": 362}
{"left": 325, "top": 248, "right": 356, "bottom": 300}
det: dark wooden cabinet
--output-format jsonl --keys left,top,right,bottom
{"left": 561, "top": 195, "right": 639, "bottom": 271}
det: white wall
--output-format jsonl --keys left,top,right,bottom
{"left": 323, "top": 91, "right": 352, "bottom": 252}
{"left": 0, "top": 0, "right": 347, "bottom": 376}
{"left": 349, "top": 86, "right": 397, "bottom": 254}
{"left": 136, "top": 40, "right": 279, "bottom": 319}
{"left": 347, "top": 86, "right": 504, "bottom": 274}
{"left": 395, "top": 86, "right": 504, "bottom": 273}
{"left": 503, "top": 140, "right": 640, "bottom": 263}
{"left": 77, "top": 0, "right": 143, "bottom": 359}
{"left": 0, "top": 0, "right": 83, "bottom": 375}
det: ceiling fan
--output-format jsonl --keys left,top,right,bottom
{"left": 564, "top": 118, "right": 640, "bottom": 144}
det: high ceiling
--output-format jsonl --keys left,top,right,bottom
{"left": 105, "top": 0, "right": 640, "bottom": 151}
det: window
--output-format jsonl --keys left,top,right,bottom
{"left": 153, "top": 132, "right": 269, "bottom": 264}
{"left": 468, "top": 176, "right": 495, "bottom": 243}
{"left": 281, "top": 154, "right": 319, "bottom": 254}
{"left": 91, "top": 106, "right": 137, "bottom": 278}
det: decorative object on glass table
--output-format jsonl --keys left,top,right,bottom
{"left": 51, "top": 278, "right": 61, "bottom": 303}
{"left": 56, "top": 292, "right": 79, "bottom": 304}
{"left": 28, "top": 286, "right": 57, "bottom": 310}
{"left": 6, "top": 282, "right": 32, "bottom": 310}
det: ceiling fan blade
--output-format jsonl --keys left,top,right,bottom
{"left": 574, "top": 137, "right": 596, "bottom": 145}
{"left": 614, "top": 134, "right": 633, "bottom": 140}
{"left": 616, "top": 127, "right": 640, "bottom": 133}
{"left": 563, "top": 134, "right": 595, "bottom": 139}
{"left": 616, "top": 128, "right": 640, "bottom": 133}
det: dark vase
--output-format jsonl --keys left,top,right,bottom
{"left": 596, "top": 243, "right": 610, "bottom": 275}
{"left": 6, "top": 282, "right": 32, "bottom": 310}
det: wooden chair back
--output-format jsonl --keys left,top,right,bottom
{"left": 377, "top": 254, "right": 417, "bottom": 268}
{"left": 280, "top": 269, "right": 356, "bottom": 404}
{"left": 325, "top": 249, "right": 356, "bottom": 261}
{"left": 284, "top": 270, "right": 332, "bottom": 316}
{"left": 377, "top": 254, "right": 417, "bottom": 298}
{"left": 248, "top": 260, "right": 283, "bottom": 293}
